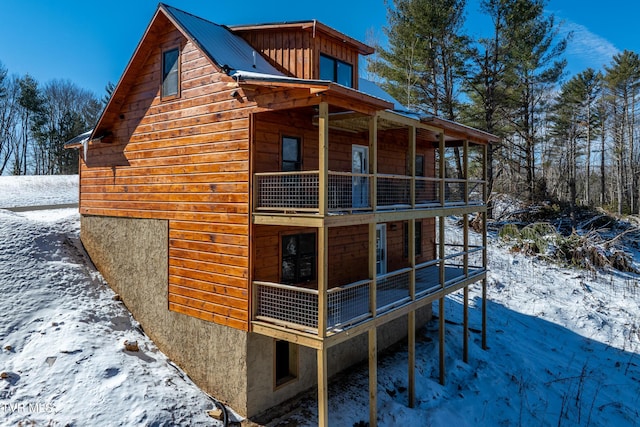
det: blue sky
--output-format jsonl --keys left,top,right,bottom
{"left": 0, "top": 0, "right": 634, "bottom": 97}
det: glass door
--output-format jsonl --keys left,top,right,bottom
{"left": 352, "top": 145, "right": 369, "bottom": 208}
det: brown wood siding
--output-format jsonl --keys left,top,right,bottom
{"left": 80, "top": 25, "right": 251, "bottom": 331}
{"left": 254, "top": 222, "right": 436, "bottom": 288}
{"left": 237, "top": 28, "right": 360, "bottom": 84}
{"left": 238, "top": 29, "right": 315, "bottom": 79}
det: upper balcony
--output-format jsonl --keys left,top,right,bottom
{"left": 254, "top": 171, "right": 485, "bottom": 213}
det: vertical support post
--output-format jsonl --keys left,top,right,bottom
{"left": 409, "top": 125, "right": 416, "bottom": 208}
{"left": 408, "top": 310, "right": 416, "bottom": 408}
{"left": 463, "top": 213, "right": 469, "bottom": 363}
{"left": 439, "top": 294, "right": 445, "bottom": 385}
{"left": 439, "top": 215, "right": 446, "bottom": 385}
{"left": 318, "top": 101, "right": 329, "bottom": 216}
{"left": 463, "top": 140, "right": 469, "bottom": 205}
{"left": 369, "top": 222, "right": 377, "bottom": 318}
{"left": 369, "top": 114, "right": 378, "bottom": 211}
{"left": 318, "top": 225, "right": 328, "bottom": 337}
{"left": 369, "top": 328, "right": 378, "bottom": 427}
{"left": 317, "top": 348, "right": 328, "bottom": 427}
{"left": 439, "top": 133, "right": 446, "bottom": 206}
{"left": 482, "top": 143, "right": 488, "bottom": 350}
{"left": 408, "top": 215, "right": 416, "bottom": 408}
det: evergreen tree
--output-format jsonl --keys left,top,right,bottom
{"left": 371, "top": 0, "right": 468, "bottom": 119}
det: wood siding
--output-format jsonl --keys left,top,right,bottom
{"left": 80, "top": 23, "right": 251, "bottom": 330}
{"left": 236, "top": 28, "right": 359, "bottom": 87}
{"left": 254, "top": 220, "right": 435, "bottom": 288}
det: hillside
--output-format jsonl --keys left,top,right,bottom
{"left": 1, "top": 176, "right": 640, "bottom": 426}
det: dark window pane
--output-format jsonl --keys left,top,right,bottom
{"left": 416, "top": 155, "right": 425, "bottom": 177}
{"left": 298, "top": 256, "right": 314, "bottom": 281}
{"left": 282, "top": 259, "right": 296, "bottom": 283}
{"left": 299, "top": 233, "right": 315, "bottom": 255}
{"left": 320, "top": 55, "right": 334, "bottom": 81}
{"left": 282, "top": 136, "right": 301, "bottom": 171}
{"left": 283, "top": 235, "right": 297, "bottom": 256}
{"left": 162, "top": 49, "right": 179, "bottom": 97}
{"left": 337, "top": 61, "right": 353, "bottom": 87}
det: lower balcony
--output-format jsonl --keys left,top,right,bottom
{"left": 253, "top": 247, "right": 485, "bottom": 335}
{"left": 254, "top": 171, "right": 485, "bottom": 213}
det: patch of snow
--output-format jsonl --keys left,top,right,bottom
{"left": 0, "top": 175, "right": 78, "bottom": 208}
{"left": 2, "top": 177, "right": 640, "bottom": 426}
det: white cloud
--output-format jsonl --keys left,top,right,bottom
{"left": 560, "top": 20, "right": 620, "bottom": 70}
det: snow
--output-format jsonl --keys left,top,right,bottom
{"left": 2, "top": 176, "right": 640, "bottom": 426}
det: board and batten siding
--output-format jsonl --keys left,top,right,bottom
{"left": 80, "top": 26, "right": 252, "bottom": 331}
{"left": 236, "top": 28, "right": 359, "bottom": 85}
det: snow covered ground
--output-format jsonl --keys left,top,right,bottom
{"left": 1, "top": 175, "right": 640, "bottom": 426}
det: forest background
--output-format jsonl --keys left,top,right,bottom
{"left": 1, "top": 0, "right": 639, "bottom": 218}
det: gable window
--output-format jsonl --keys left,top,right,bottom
{"left": 281, "top": 233, "right": 316, "bottom": 284}
{"left": 404, "top": 221, "right": 423, "bottom": 258}
{"left": 319, "top": 54, "right": 353, "bottom": 88}
{"left": 162, "top": 48, "right": 180, "bottom": 98}
{"left": 282, "top": 136, "right": 302, "bottom": 172}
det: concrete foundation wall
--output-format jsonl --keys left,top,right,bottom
{"left": 246, "top": 305, "right": 432, "bottom": 417}
{"left": 81, "top": 214, "right": 433, "bottom": 419}
{"left": 80, "top": 215, "right": 250, "bottom": 414}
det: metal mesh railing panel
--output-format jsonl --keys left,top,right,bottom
{"left": 376, "top": 269, "right": 411, "bottom": 313}
{"left": 444, "top": 179, "right": 465, "bottom": 204}
{"left": 255, "top": 172, "right": 319, "bottom": 210}
{"left": 377, "top": 175, "right": 411, "bottom": 207}
{"left": 256, "top": 283, "right": 318, "bottom": 329}
{"left": 415, "top": 177, "right": 440, "bottom": 206}
{"left": 328, "top": 172, "right": 371, "bottom": 211}
{"left": 327, "top": 280, "right": 371, "bottom": 329}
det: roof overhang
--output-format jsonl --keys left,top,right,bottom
{"left": 231, "top": 20, "right": 375, "bottom": 55}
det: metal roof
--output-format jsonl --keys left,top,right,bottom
{"left": 162, "top": 4, "right": 285, "bottom": 76}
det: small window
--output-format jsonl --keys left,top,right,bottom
{"left": 162, "top": 48, "right": 179, "bottom": 98}
{"left": 275, "top": 340, "right": 298, "bottom": 388}
{"left": 282, "top": 136, "right": 301, "bottom": 171}
{"left": 282, "top": 233, "right": 316, "bottom": 284}
{"left": 404, "top": 221, "right": 423, "bottom": 257}
{"left": 319, "top": 54, "right": 353, "bottom": 88}
{"left": 415, "top": 155, "right": 425, "bottom": 177}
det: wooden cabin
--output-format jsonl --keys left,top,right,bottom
{"left": 73, "top": 4, "right": 497, "bottom": 426}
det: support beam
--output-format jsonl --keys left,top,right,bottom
{"left": 317, "top": 348, "right": 329, "bottom": 427}
{"left": 318, "top": 102, "right": 329, "bottom": 216}
{"left": 369, "top": 114, "right": 378, "bottom": 211}
{"left": 408, "top": 311, "right": 416, "bottom": 408}
{"left": 318, "top": 225, "right": 328, "bottom": 337}
{"left": 463, "top": 213, "right": 469, "bottom": 363}
{"left": 409, "top": 125, "right": 416, "bottom": 208}
{"left": 482, "top": 278, "right": 488, "bottom": 350}
{"left": 369, "top": 328, "right": 378, "bottom": 427}
{"left": 439, "top": 133, "right": 446, "bottom": 206}
{"left": 439, "top": 296, "right": 446, "bottom": 385}
{"left": 369, "top": 222, "right": 377, "bottom": 318}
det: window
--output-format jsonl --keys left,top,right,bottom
{"left": 275, "top": 340, "right": 298, "bottom": 387}
{"left": 404, "top": 221, "right": 423, "bottom": 257}
{"left": 319, "top": 54, "right": 353, "bottom": 88}
{"left": 282, "top": 136, "right": 301, "bottom": 171}
{"left": 281, "top": 233, "right": 316, "bottom": 284}
{"left": 415, "top": 155, "right": 425, "bottom": 177}
{"left": 162, "top": 48, "right": 180, "bottom": 98}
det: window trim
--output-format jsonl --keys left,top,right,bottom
{"left": 319, "top": 53, "right": 353, "bottom": 88}
{"left": 161, "top": 47, "right": 180, "bottom": 100}
{"left": 280, "top": 231, "right": 317, "bottom": 285}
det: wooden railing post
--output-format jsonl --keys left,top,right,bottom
{"left": 369, "top": 113, "right": 378, "bottom": 211}
{"left": 318, "top": 102, "right": 329, "bottom": 216}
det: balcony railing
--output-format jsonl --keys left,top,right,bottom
{"left": 254, "top": 246, "right": 485, "bottom": 334}
{"left": 254, "top": 171, "right": 486, "bottom": 213}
